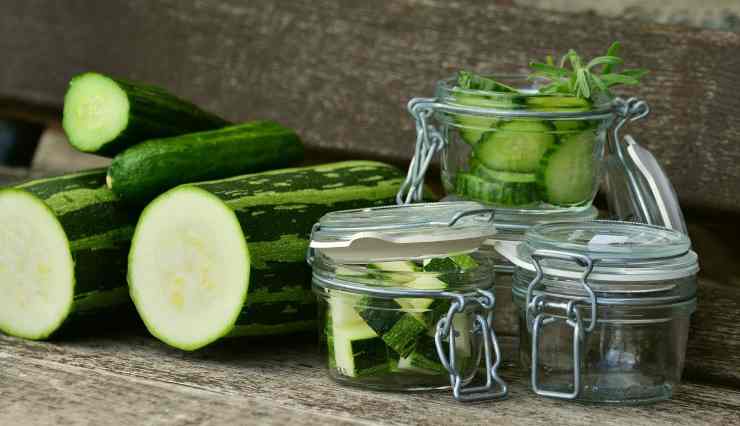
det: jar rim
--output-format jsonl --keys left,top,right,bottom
{"left": 524, "top": 220, "right": 691, "bottom": 261}
{"left": 434, "top": 74, "right": 615, "bottom": 120}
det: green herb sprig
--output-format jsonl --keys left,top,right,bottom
{"left": 529, "top": 42, "right": 648, "bottom": 99}
{"left": 457, "top": 70, "right": 517, "bottom": 93}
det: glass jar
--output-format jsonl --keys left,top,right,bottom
{"left": 504, "top": 220, "right": 698, "bottom": 404}
{"left": 398, "top": 75, "right": 649, "bottom": 213}
{"left": 485, "top": 207, "right": 598, "bottom": 364}
{"left": 307, "top": 202, "right": 508, "bottom": 401}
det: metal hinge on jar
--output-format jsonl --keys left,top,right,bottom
{"left": 434, "top": 289, "right": 508, "bottom": 402}
{"left": 312, "top": 276, "right": 509, "bottom": 402}
{"left": 525, "top": 249, "right": 597, "bottom": 400}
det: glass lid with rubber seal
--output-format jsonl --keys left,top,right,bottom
{"left": 309, "top": 201, "right": 496, "bottom": 263}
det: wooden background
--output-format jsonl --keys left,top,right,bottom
{"left": 1, "top": 1, "right": 739, "bottom": 424}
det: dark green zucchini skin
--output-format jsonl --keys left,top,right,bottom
{"left": 66, "top": 73, "right": 230, "bottom": 156}
{"left": 107, "top": 121, "right": 304, "bottom": 204}
{"left": 186, "top": 161, "right": 405, "bottom": 337}
{"left": 15, "top": 170, "right": 142, "bottom": 333}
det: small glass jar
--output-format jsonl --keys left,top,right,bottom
{"left": 398, "top": 75, "right": 649, "bottom": 213}
{"left": 505, "top": 220, "right": 698, "bottom": 404}
{"left": 308, "top": 202, "right": 508, "bottom": 401}
{"left": 485, "top": 207, "right": 598, "bottom": 364}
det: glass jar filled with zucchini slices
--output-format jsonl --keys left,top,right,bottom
{"left": 308, "top": 202, "right": 508, "bottom": 401}
{"left": 398, "top": 74, "right": 649, "bottom": 213}
{"left": 484, "top": 206, "right": 598, "bottom": 365}
{"left": 502, "top": 220, "right": 698, "bottom": 404}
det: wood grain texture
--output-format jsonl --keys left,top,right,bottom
{"left": 1, "top": 330, "right": 739, "bottom": 426}
{"left": 0, "top": 0, "right": 739, "bottom": 212}
{"left": 685, "top": 278, "right": 740, "bottom": 388}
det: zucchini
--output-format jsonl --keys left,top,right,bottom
{"left": 474, "top": 120, "right": 556, "bottom": 173}
{"left": 525, "top": 95, "right": 591, "bottom": 110}
{"left": 107, "top": 121, "right": 304, "bottom": 204}
{"left": 452, "top": 72, "right": 520, "bottom": 145}
{"left": 537, "top": 129, "right": 597, "bottom": 206}
{"left": 63, "top": 72, "right": 229, "bottom": 156}
{"left": 128, "top": 161, "right": 404, "bottom": 350}
{"left": 455, "top": 172, "right": 540, "bottom": 206}
{"left": 333, "top": 321, "right": 393, "bottom": 378}
{"left": 355, "top": 297, "right": 427, "bottom": 357}
{"left": 397, "top": 335, "right": 447, "bottom": 374}
{"left": 0, "top": 170, "right": 139, "bottom": 339}
{"left": 423, "top": 254, "right": 478, "bottom": 273}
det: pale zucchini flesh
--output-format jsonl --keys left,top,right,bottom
{"left": 62, "top": 73, "right": 130, "bottom": 152}
{"left": 128, "top": 187, "right": 250, "bottom": 350}
{"left": 0, "top": 190, "right": 75, "bottom": 339}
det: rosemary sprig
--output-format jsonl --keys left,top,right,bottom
{"left": 457, "top": 70, "right": 517, "bottom": 93}
{"left": 529, "top": 42, "right": 648, "bottom": 99}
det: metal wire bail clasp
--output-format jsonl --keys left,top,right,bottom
{"left": 525, "top": 249, "right": 597, "bottom": 400}
{"left": 397, "top": 98, "right": 445, "bottom": 205}
{"left": 434, "top": 289, "right": 508, "bottom": 402}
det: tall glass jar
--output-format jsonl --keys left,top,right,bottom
{"left": 398, "top": 75, "right": 646, "bottom": 213}
{"left": 308, "top": 202, "right": 508, "bottom": 402}
{"left": 505, "top": 221, "right": 698, "bottom": 404}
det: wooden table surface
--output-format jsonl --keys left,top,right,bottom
{"left": 1, "top": 133, "right": 739, "bottom": 425}
{"left": 1, "top": 322, "right": 739, "bottom": 426}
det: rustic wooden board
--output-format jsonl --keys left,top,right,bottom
{"left": 1, "top": 330, "right": 739, "bottom": 426}
{"left": 0, "top": 0, "right": 739, "bottom": 213}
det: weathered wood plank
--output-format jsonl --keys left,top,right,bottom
{"left": 0, "top": 356, "right": 362, "bottom": 426}
{"left": 0, "top": 0, "right": 738, "bottom": 212}
{"left": 1, "top": 331, "right": 739, "bottom": 426}
{"left": 685, "top": 278, "right": 740, "bottom": 388}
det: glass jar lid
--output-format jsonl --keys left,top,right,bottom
{"left": 506, "top": 220, "right": 699, "bottom": 283}
{"left": 493, "top": 206, "right": 599, "bottom": 234}
{"left": 309, "top": 201, "right": 495, "bottom": 263}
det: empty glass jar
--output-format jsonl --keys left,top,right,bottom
{"left": 506, "top": 220, "right": 698, "bottom": 404}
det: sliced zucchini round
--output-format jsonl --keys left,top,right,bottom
{"left": 474, "top": 120, "right": 556, "bottom": 173}
{"left": 456, "top": 172, "right": 540, "bottom": 207}
{"left": 537, "top": 129, "right": 597, "bottom": 206}
{"left": 0, "top": 189, "right": 74, "bottom": 339}
{"left": 128, "top": 186, "right": 250, "bottom": 350}
{"left": 62, "top": 73, "right": 130, "bottom": 152}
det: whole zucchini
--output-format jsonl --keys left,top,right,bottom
{"left": 107, "top": 121, "right": 304, "bottom": 204}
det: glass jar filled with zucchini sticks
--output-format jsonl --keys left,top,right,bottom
{"left": 307, "top": 202, "right": 508, "bottom": 401}
{"left": 500, "top": 220, "right": 698, "bottom": 404}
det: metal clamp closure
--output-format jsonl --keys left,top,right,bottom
{"left": 434, "top": 288, "right": 508, "bottom": 402}
{"left": 312, "top": 275, "right": 507, "bottom": 402}
{"left": 524, "top": 249, "right": 596, "bottom": 400}
{"left": 397, "top": 98, "right": 445, "bottom": 205}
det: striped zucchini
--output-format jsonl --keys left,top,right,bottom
{"left": 0, "top": 170, "right": 139, "bottom": 339}
{"left": 128, "top": 161, "right": 405, "bottom": 350}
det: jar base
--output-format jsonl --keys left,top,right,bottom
{"left": 531, "top": 376, "right": 674, "bottom": 405}
{"left": 327, "top": 369, "right": 477, "bottom": 393}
